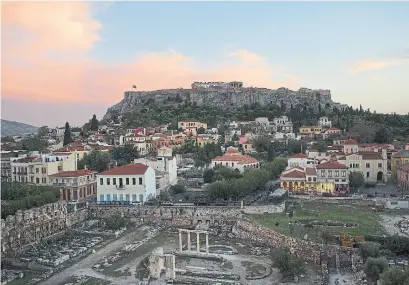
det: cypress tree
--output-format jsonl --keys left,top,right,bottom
{"left": 63, "top": 122, "right": 73, "bottom": 146}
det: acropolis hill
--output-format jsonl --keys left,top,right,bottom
{"left": 104, "top": 81, "right": 348, "bottom": 119}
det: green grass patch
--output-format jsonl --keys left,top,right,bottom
{"left": 249, "top": 201, "right": 386, "bottom": 242}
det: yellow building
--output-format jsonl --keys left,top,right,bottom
{"left": 178, "top": 120, "right": 208, "bottom": 136}
{"left": 196, "top": 135, "right": 218, "bottom": 147}
{"left": 299, "top": 126, "right": 322, "bottom": 135}
{"left": 392, "top": 146, "right": 409, "bottom": 177}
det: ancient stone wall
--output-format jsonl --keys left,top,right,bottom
{"left": 1, "top": 201, "right": 88, "bottom": 255}
{"left": 89, "top": 205, "right": 243, "bottom": 227}
{"left": 231, "top": 219, "right": 358, "bottom": 269}
{"left": 242, "top": 204, "right": 285, "bottom": 214}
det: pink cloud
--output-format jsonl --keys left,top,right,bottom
{"left": 1, "top": 2, "right": 300, "bottom": 106}
{"left": 348, "top": 58, "right": 401, "bottom": 73}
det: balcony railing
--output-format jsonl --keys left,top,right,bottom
{"left": 116, "top": 185, "right": 125, "bottom": 190}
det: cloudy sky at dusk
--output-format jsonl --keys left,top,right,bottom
{"left": 1, "top": 1, "right": 409, "bottom": 127}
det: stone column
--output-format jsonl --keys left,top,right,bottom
{"left": 178, "top": 230, "right": 183, "bottom": 252}
{"left": 205, "top": 233, "right": 209, "bottom": 254}
{"left": 196, "top": 232, "right": 200, "bottom": 253}
{"left": 187, "top": 231, "right": 191, "bottom": 251}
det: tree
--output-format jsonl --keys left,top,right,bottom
{"left": 90, "top": 114, "right": 99, "bottom": 131}
{"left": 349, "top": 171, "right": 365, "bottom": 191}
{"left": 170, "top": 184, "right": 186, "bottom": 194}
{"left": 21, "top": 135, "right": 48, "bottom": 152}
{"left": 312, "top": 140, "right": 327, "bottom": 152}
{"left": 83, "top": 151, "right": 111, "bottom": 172}
{"left": 112, "top": 145, "right": 139, "bottom": 164}
{"left": 104, "top": 215, "right": 127, "bottom": 231}
{"left": 63, "top": 122, "right": 73, "bottom": 146}
{"left": 38, "top": 126, "right": 49, "bottom": 136}
{"left": 203, "top": 169, "right": 215, "bottom": 183}
{"left": 197, "top": 127, "right": 206, "bottom": 134}
{"left": 272, "top": 250, "right": 306, "bottom": 280}
{"left": 380, "top": 267, "right": 409, "bottom": 285}
{"left": 359, "top": 242, "right": 380, "bottom": 261}
{"left": 374, "top": 127, "right": 391, "bottom": 144}
{"left": 364, "top": 257, "right": 388, "bottom": 284}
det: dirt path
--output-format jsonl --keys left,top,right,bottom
{"left": 39, "top": 227, "right": 149, "bottom": 285}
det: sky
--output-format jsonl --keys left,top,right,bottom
{"left": 1, "top": 1, "right": 409, "bottom": 127}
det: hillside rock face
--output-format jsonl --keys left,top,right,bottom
{"left": 103, "top": 87, "right": 347, "bottom": 120}
{"left": 1, "top": 119, "right": 38, "bottom": 137}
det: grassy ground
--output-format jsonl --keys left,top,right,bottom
{"left": 249, "top": 201, "right": 386, "bottom": 243}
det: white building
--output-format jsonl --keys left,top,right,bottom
{"left": 287, "top": 153, "right": 316, "bottom": 169}
{"left": 211, "top": 147, "right": 259, "bottom": 172}
{"left": 55, "top": 127, "right": 65, "bottom": 137}
{"left": 134, "top": 146, "right": 177, "bottom": 192}
{"left": 273, "top": 116, "right": 293, "bottom": 133}
{"left": 96, "top": 163, "right": 156, "bottom": 203}
{"left": 317, "top": 116, "right": 332, "bottom": 128}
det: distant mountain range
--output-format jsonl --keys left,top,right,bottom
{"left": 1, "top": 119, "right": 38, "bottom": 137}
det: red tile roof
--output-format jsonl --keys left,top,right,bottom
{"left": 289, "top": 153, "right": 308, "bottom": 159}
{"left": 54, "top": 145, "right": 89, "bottom": 153}
{"left": 98, "top": 163, "right": 148, "bottom": 175}
{"left": 280, "top": 169, "right": 306, "bottom": 179}
{"left": 49, "top": 170, "right": 97, "bottom": 177}
{"left": 305, "top": 167, "right": 317, "bottom": 176}
{"left": 343, "top": 139, "right": 358, "bottom": 145}
{"left": 316, "top": 161, "right": 348, "bottom": 169}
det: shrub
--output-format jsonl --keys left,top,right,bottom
{"left": 383, "top": 235, "right": 409, "bottom": 255}
{"left": 170, "top": 184, "right": 186, "bottom": 194}
{"left": 358, "top": 242, "right": 380, "bottom": 261}
{"left": 104, "top": 215, "right": 127, "bottom": 231}
{"left": 272, "top": 250, "right": 306, "bottom": 279}
{"left": 364, "top": 257, "right": 388, "bottom": 283}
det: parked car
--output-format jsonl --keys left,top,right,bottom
{"left": 352, "top": 194, "right": 363, "bottom": 199}
{"left": 131, "top": 201, "right": 141, "bottom": 206}
{"left": 68, "top": 200, "right": 79, "bottom": 205}
{"left": 161, "top": 201, "right": 173, "bottom": 206}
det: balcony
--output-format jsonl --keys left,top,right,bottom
{"left": 116, "top": 185, "right": 125, "bottom": 190}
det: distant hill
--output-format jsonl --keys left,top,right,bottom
{"left": 1, "top": 119, "right": 38, "bottom": 137}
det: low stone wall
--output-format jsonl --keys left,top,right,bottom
{"left": 1, "top": 201, "right": 88, "bottom": 255}
{"left": 89, "top": 205, "right": 243, "bottom": 227}
{"left": 231, "top": 219, "right": 358, "bottom": 269}
{"left": 242, "top": 203, "right": 285, "bottom": 214}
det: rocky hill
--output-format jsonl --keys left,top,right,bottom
{"left": 1, "top": 119, "right": 38, "bottom": 137}
{"left": 103, "top": 86, "right": 348, "bottom": 120}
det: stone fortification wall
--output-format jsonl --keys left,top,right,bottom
{"left": 89, "top": 205, "right": 243, "bottom": 227}
{"left": 242, "top": 204, "right": 285, "bottom": 214}
{"left": 1, "top": 201, "right": 88, "bottom": 255}
{"left": 231, "top": 219, "right": 358, "bottom": 269}
{"left": 104, "top": 87, "right": 347, "bottom": 120}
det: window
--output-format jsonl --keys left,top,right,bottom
{"left": 335, "top": 179, "right": 339, "bottom": 182}
{"left": 139, "top": 194, "right": 144, "bottom": 202}
{"left": 100, "top": 195, "right": 104, "bottom": 201}
{"left": 119, "top": 194, "right": 124, "bottom": 201}
{"left": 308, "top": 177, "right": 311, "bottom": 182}
{"left": 58, "top": 166, "right": 62, "bottom": 172}
{"left": 36, "top": 168, "right": 39, "bottom": 173}
{"left": 126, "top": 178, "right": 129, "bottom": 185}
{"left": 119, "top": 178, "right": 123, "bottom": 186}
{"left": 366, "top": 163, "right": 370, "bottom": 168}
{"left": 42, "top": 167, "right": 46, "bottom": 174}
{"left": 113, "top": 178, "right": 116, "bottom": 185}
{"left": 328, "top": 170, "right": 332, "bottom": 177}
{"left": 341, "top": 170, "right": 346, "bottom": 177}
{"left": 113, "top": 194, "right": 118, "bottom": 201}
{"left": 36, "top": 178, "right": 40, "bottom": 184}
{"left": 126, "top": 194, "right": 130, "bottom": 201}
{"left": 378, "top": 163, "right": 382, "bottom": 168}
{"left": 335, "top": 170, "right": 339, "bottom": 177}
{"left": 106, "top": 194, "right": 111, "bottom": 201}
{"left": 132, "top": 194, "right": 137, "bottom": 201}
{"left": 313, "top": 177, "right": 316, "bottom": 182}
{"left": 367, "top": 172, "right": 370, "bottom": 178}
{"left": 30, "top": 177, "right": 34, "bottom": 183}
{"left": 107, "top": 178, "right": 110, "bottom": 185}
{"left": 139, "top": 177, "right": 143, "bottom": 185}
{"left": 100, "top": 178, "right": 103, "bottom": 185}
{"left": 342, "top": 179, "right": 346, "bottom": 182}
{"left": 133, "top": 178, "right": 136, "bottom": 185}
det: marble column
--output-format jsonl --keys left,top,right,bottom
{"left": 187, "top": 231, "right": 191, "bottom": 251}
{"left": 178, "top": 231, "right": 183, "bottom": 252}
{"left": 205, "top": 233, "right": 209, "bottom": 254}
{"left": 196, "top": 232, "right": 200, "bottom": 253}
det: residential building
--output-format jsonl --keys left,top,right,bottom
{"left": 55, "top": 127, "right": 65, "bottom": 137}
{"left": 317, "top": 116, "right": 332, "bottom": 128}
{"left": 53, "top": 143, "right": 91, "bottom": 161}
{"left": 49, "top": 169, "right": 97, "bottom": 201}
{"left": 134, "top": 146, "right": 177, "bottom": 192}
{"left": 322, "top": 128, "right": 341, "bottom": 138}
{"left": 1, "top": 156, "right": 12, "bottom": 182}
{"left": 316, "top": 161, "right": 349, "bottom": 192}
{"left": 178, "top": 120, "right": 207, "bottom": 136}
{"left": 299, "top": 126, "right": 322, "bottom": 136}
{"left": 242, "top": 141, "right": 255, "bottom": 152}
{"left": 96, "top": 163, "right": 156, "bottom": 203}
{"left": 280, "top": 167, "right": 307, "bottom": 192}
{"left": 287, "top": 153, "right": 315, "bottom": 168}
{"left": 10, "top": 152, "right": 77, "bottom": 185}
{"left": 255, "top": 117, "right": 269, "bottom": 127}
{"left": 196, "top": 135, "right": 219, "bottom": 147}
{"left": 280, "top": 167, "right": 332, "bottom": 194}
{"left": 272, "top": 116, "right": 293, "bottom": 133}
{"left": 396, "top": 163, "right": 409, "bottom": 194}
{"left": 391, "top": 144, "right": 409, "bottom": 177}
{"left": 211, "top": 147, "right": 259, "bottom": 172}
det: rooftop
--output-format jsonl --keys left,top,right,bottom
{"left": 343, "top": 139, "right": 358, "bottom": 145}
{"left": 393, "top": 149, "right": 409, "bottom": 158}
{"left": 280, "top": 169, "right": 306, "bottom": 179}
{"left": 316, "top": 161, "right": 348, "bottom": 169}
{"left": 97, "top": 163, "right": 148, "bottom": 175}
{"left": 49, "top": 169, "right": 97, "bottom": 177}
{"left": 289, "top": 153, "right": 308, "bottom": 159}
